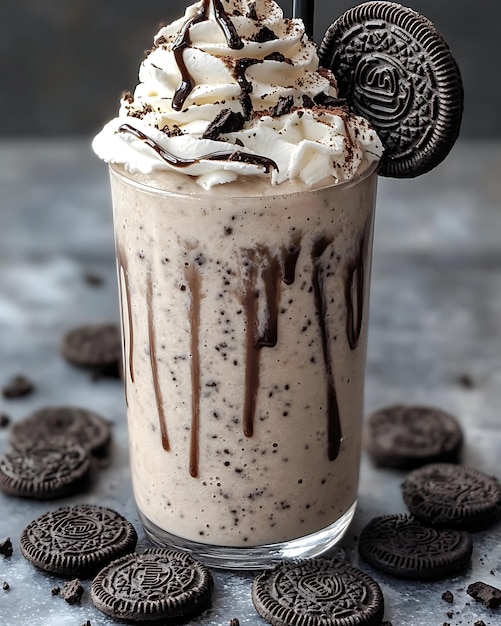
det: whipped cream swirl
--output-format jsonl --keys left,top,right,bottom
{"left": 93, "top": 0, "right": 383, "bottom": 188}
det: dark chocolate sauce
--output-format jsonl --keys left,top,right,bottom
{"left": 124, "top": 231, "right": 371, "bottom": 473}
{"left": 118, "top": 124, "right": 277, "bottom": 173}
{"left": 146, "top": 273, "right": 170, "bottom": 452}
{"left": 242, "top": 260, "right": 260, "bottom": 438}
{"left": 185, "top": 263, "right": 203, "bottom": 478}
{"left": 241, "top": 243, "right": 301, "bottom": 437}
{"left": 235, "top": 58, "right": 262, "bottom": 119}
{"left": 311, "top": 236, "right": 342, "bottom": 462}
{"left": 345, "top": 224, "right": 370, "bottom": 350}
{"left": 172, "top": 0, "right": 243, "bottom": 111}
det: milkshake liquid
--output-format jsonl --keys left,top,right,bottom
{"left": 111, "top": 163, "right": 378, "bottom": 552}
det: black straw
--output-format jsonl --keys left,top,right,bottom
{"left": 293, "top": 0, "right": 314, "bottom": 39}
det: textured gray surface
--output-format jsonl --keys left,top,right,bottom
{"left": 1, "top": 0, "right": 499, "bottom": 137}
{"left": 0, "top": 140, "right": 500, "bottom": 625}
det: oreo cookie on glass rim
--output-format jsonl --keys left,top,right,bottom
{"left": 20, "top": 504, "right": 137, "bottom": 577}
{"left": 364, "top": 404, "right": 463, "bottom": 469}
{"left": 358, "top": 514, "right": 472, "bottom": 580}
{"left": 252, "top": 557, "right": 384, "bottom": 626}
{"left": 90, "top": 548, "right": 213, "bottom": 622}
{"left": 401, "top": 463, "right": 501, "bottom": 528}
{"left": 319, "top": 1, "right": 463, "bottom": 178}
{"left": 0, "top": 437, "right": 91, "bottom": 499}
{"left": 9, "top": 405, "right": 111, "bottom": 457}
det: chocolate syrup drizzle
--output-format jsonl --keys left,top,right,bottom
{"left": 172, "top": 0, "right": 243, "bottom": 111}
{"left": 345, "top": 224, "right": 370, "bottom": 350}
{"left": 311, "top": 236, "right": 342, "bottom": 461}
{"left": 185, "top": 264, "right": 203, "bottom": 477}
{"left": 118, "top": 124, "right": 277, "bottom": 173}
{"left": 117, "top": 224, "right": 370, "bottom": 475}
{"left": 241, "top": 242, "right": 301, "bottom": 437}
{"left": 146, "top": 274, "right": 170, "bottom": 452}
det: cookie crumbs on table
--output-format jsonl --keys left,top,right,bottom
{"left": 467, "top": 581, "right": 501, "bottom": 608}
{"left": 51, "top": 586, "right": 61, "bottom": 596}
{"left": 3, "top": 581, "right": 9, "bottom": 591}
{"left": 0, "top": 537, "right": 13, "bottom": 557}
{"left": 62, "top": 579, "right": 84, "bottom": 605}
{"left": 442, "top": 590, "right": 454, "bottom": 603}
{"left": 0, "top": 413, "right": 10, "bottom": 427}
{"left": 1, "top": 374, "right": 35, "bottom": 399}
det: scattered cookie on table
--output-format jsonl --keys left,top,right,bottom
{"left": 318, "top": 1, "right": 463, "bottom": 178}
{"left": 252, "top": 557, "right": 384, "bottom": 626}
{"left": 401, "top": 463, "right": 501, "bottom": 528}
{"left": 364, "top": 405, "right": 463, "bottom": 469}
{"left": 467, "top": 581, "right": 501, "bottom": 609}
{"left": 2, "top": 581, "right": 10, "bottom": 591}
{"left": 10, "top": 405, "right": 111, "bottom": 457}
{"left": 20, "top": 504, "right": 137, "bottom": 577}
{"left": 0, "top": 437, "right": 91, "bottom": 499}
{"left": 61, "top": 323, "right": 122, "bottom": 377}
{"left": 2, "top": 374, "right": 35, "bottom": 399}
{"left": 62, "top": 579, "right": 84, "bottom": 605}
{"left": 91, "top": 548, "right": 213, "bottom": 622}
{"left": 358, "top": 514, "right": 472, "bottom": 579}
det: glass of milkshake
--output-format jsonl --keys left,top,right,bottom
{"left": 93, "top": 0, "right": 382, "bottom": 568}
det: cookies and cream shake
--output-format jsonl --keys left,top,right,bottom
{"left": 93, "top": 0, "right": 382, "bottom": 566}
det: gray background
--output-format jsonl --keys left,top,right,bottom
{"left": 1, "top": 0, "right": 497, "bottom": 138}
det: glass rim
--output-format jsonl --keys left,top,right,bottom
{"left": 108, "top": 160, "right": 379, "bottom": 200}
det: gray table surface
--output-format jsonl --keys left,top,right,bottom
{"left": 0, "top": 140, "right": 500, "bottom": 626}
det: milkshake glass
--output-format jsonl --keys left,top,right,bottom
{"left": 110, "top": 161, "right": 378, "bottom": 568}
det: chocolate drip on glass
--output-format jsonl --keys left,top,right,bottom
{"left": 118, "top": 124, "right": 277, "bottom": 173}
{"left": 345, "top": 224, "right": 370, "bottom": 350}
{"left": 311, "top": 236, "right": 342, "bottom": 462}
{"left": 241, "top": 244, "right": 301, "bottom": 438}
{"left": 172, "top": 0, "right": 243, "bottom": 111}
{"left": 146, "top": 273, "right": 170, "bottom": 452}
{"left": 185, "top": 264, "right": 203, "bottom": 478}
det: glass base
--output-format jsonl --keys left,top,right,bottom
{"left": 138, "top": 500, "right": 356, "bottom": 570}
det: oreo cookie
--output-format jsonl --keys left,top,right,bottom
{"left": 319, "top": 1, "right": 463, "bottom": 177}
{"left": 20, "top": 504, "right": 137, "bottom": 577}
{"left": 10, "top": 406, "right": 111, "bottom": 456}
{"left": 252, "top": 558, "right": 384, "bottom": 626}
{"left": 0, "top": 437, "right": 91, "bottom": 499}
{"left": 365, "top": 405, "right": 463, "bottom": 469}
{"left": 61, "top": 323, "right": 122, "bottom": 376}
{"left": 401, "top": 463, "right": 501, "bottom": 528}
{"left": 358, "top": 514, "right": 472, "bottom": 579}
{"left": 90, "top": 548, "right": 213, "bottom": 621}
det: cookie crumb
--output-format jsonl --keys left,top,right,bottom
{"left": 0, "top": 538, "right": 13, "bottom": 557}
{"left": 62, "top": 579, "right": 84, "bottom": 605}
{"left": 467, "top": 581, "right": 501, "bottom": 608}
{"left": 0, "top": 413, "right": 10, "bottom": 427}
{"left": 83, "top": 271, "right": 104, "bottom": 287}
{"left": 457, "top": 373, "right": 475, "bottom": 388}
{"left": 51, "top": 586, "right": 61, "bottom": 596}
{"left": 230, "top": 619, "right": 240, "bottom": 626}
{"left": 442, "top": 590, "right": 454, "bottom": 603}
{"left": 2, "top": 374, "right": 35, "bottom": 399}
{"left": 474, "top": 620, "right": 487, "bottom": 626}
{"left": 2, "top": 581, "right": 9, "bottom": 591}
